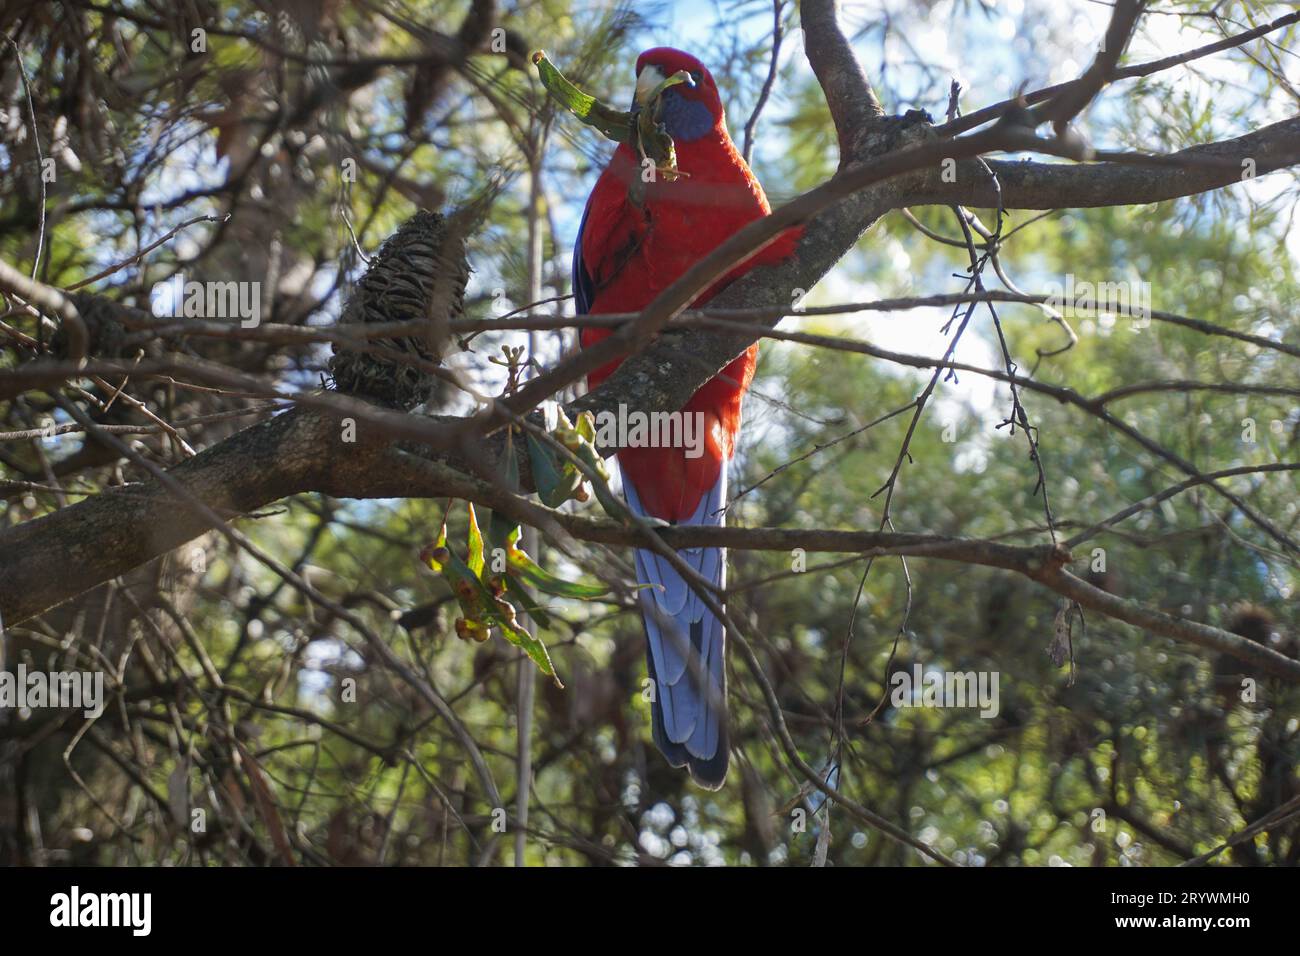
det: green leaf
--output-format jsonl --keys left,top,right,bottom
{"left": 466, "top": 502, "right": 485, "bottom": 578}
{"left": 506, "top": 525, "right": 609, "bottom": 599}
{"left": 488, "top": 428, "right": 522, "bottom": 549}
{"left": 532, "top": 51, "right": 691, "bottom": 183}
{"left": 486, "top": 590, "right": 563, "bottom": 687}
{"left": 581, "top": 446, "right": 621, "bottom": 512}
{"left": 527, "top": 431, "right": 582, "bottom": 507}
{"left": 420, "top": 505, "right": 563, "bottom": 685}
{"left": 636, "top": 69, "right": 693, "bottom": 181}
{"left": 501, "top": 573, "right": 553, "bottom": 630}
{"left": 420, "top": 514, "right": 450, "bottom": 572}
{"left": 532, "top": 51, "right": 633, "bottom": 144}
{"left": 576, "top": 409, "right": 596, "bottom": 445}
{"left": 422, "top": 519, "right": 495, "bottom": 644}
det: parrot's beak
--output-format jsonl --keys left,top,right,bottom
{"left": 635, "top": 65, "right": 667, "bottom": 107}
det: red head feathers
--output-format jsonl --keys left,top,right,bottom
{"left": 633, "top": 47, "right": 724, "bottom": 141}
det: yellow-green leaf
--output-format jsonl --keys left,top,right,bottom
{"left": 506, "top": 525, "right": 608, "bottom": 599}
{"left": 532, "top": 51, "right": 633, "bottom": 144}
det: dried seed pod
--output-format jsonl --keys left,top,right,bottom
{"left": 328, "top": 210, "right": 469, "bottom": 409}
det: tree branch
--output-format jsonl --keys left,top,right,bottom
{"left": 912, "top": 116, "right": 1300, "bottom": 209}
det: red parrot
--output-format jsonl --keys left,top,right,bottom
{"left": 573, "top": 47, "right": 799, "bottom": 788}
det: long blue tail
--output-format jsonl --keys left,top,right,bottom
{"left": 624, "top": 468, "right": 729, "bottom": 789}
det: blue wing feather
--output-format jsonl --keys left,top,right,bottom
{"left": 572, "top": 197, "right": 595, "bottom": 316}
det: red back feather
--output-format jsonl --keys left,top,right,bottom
{"left": 579, "top": 48, "right": 800, "bottom": 520}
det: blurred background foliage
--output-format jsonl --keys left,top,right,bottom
{"left": 0, "top": 0, "right": 1297, "bottom": 865}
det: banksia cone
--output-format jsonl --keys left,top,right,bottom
{"left": 328, "top": 210, "right": 469, "bottom": 409}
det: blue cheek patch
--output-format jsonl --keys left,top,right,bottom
{"left": 659, "top": 91, "right": 715, "bottom": 141}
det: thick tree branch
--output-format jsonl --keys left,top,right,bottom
{"left": 913, "top": 116, "right": 1300, "bottom": 210}
{"left": 801, "top": 0, "right": 886, "bottom": 159}
{"left": 6, "top": 395, "right": 1297, "bottom": 688}
{"left": 0, "top": 408, "right": 333, "bottom": 625}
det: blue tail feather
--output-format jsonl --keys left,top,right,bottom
{"left": 626, "top": 467, "right": 729, "bottom": 789}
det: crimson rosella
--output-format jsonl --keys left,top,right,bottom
{"left": 572, "top": 47, "right": 799, "bottom": 788}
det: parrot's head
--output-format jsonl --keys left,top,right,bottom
{"left": 633, "top": 47, "right": 723, "bottom": 142}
